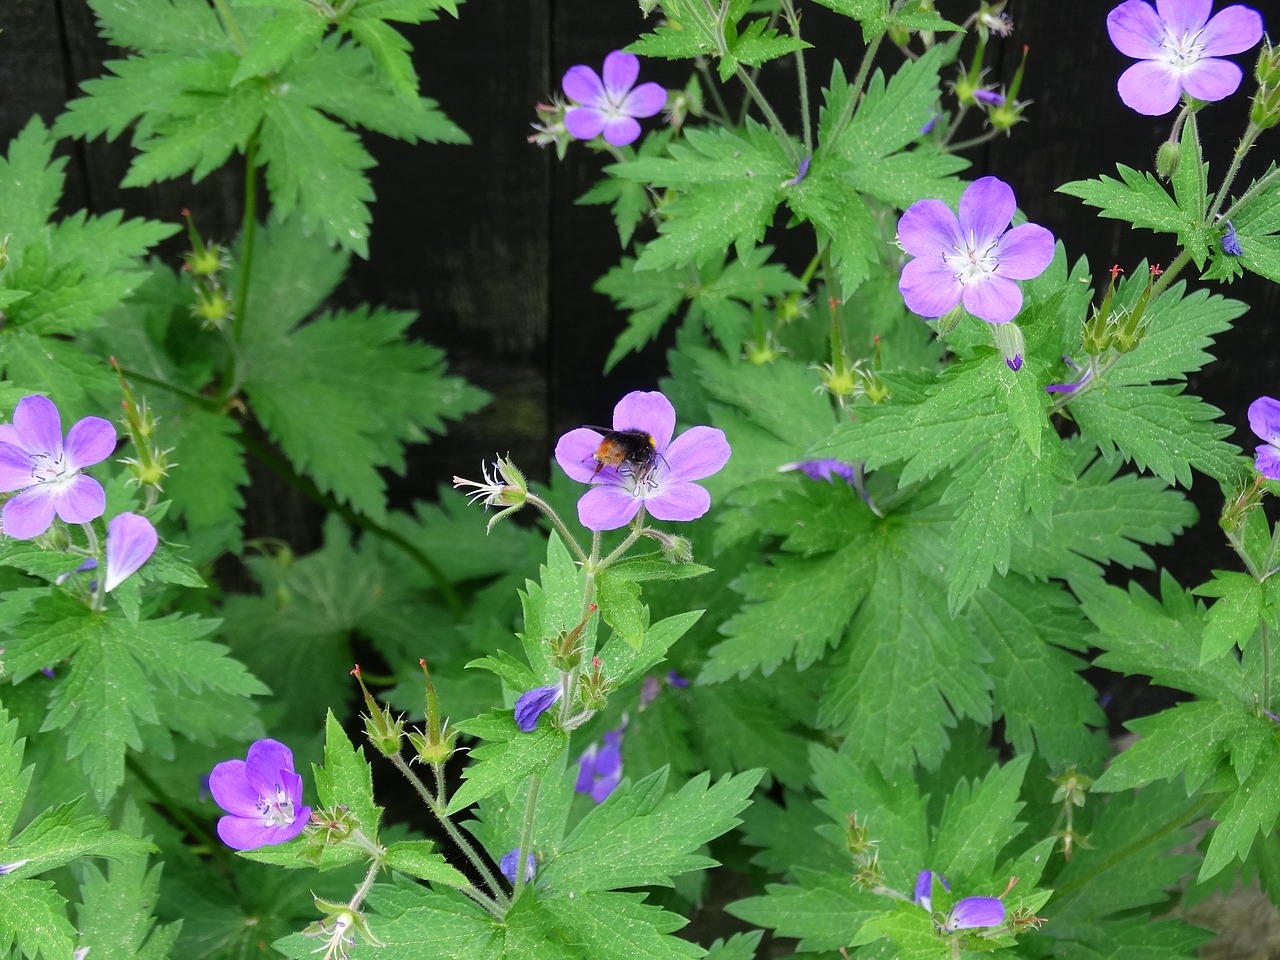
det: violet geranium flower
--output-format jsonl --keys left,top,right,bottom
{"left": 942, "top": 897, "right": 1006, "bottom": 932}
{"left": 514, "top": 684, "right": 562, "bottom": 732}
{"left": 1106, "top": 0, "right": 1263, "bottom": 116}
{"left": 913, "top": 869, "right": 951, "bottom": 913}
{"left": 0, "top": 395, "right": 116, "bottom": 540}
{"left": 897, "top": 176, "right": 1055, "bottom": 325}
{"left": 780, "top": 458, "right": 857, "bottom": 486}
{"left": 562, "top": 51, "right": 667, "bottom": 147}
{"left": 1248, "top": 396, "right": 1280, "bottom": 480}
{"left": 208, "top": 739, "right": 312, "bottom": 850}
{"left": 575, "top": 728, "right": 624, "bottom": 803}
{"left": 500, "top": 849, "right": 537, "bottom": 884}
{"left": 555, "top": 391, "right": 731, "bottom": 531}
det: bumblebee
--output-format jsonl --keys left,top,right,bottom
{"left": 589, "top": 428, "right": 660, "bottom": 482}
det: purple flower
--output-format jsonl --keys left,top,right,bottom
{"left": 562, "top": 51, "right": 666, "bottom": 147}
{"left": 665, "top": 669, "right": 690, "bottom": 688}
{"left": 1107, "top": 0, "right": 1264, "bottom": 115}
{"left": 780, "top": 458, "right": 857, "bottom": 485}
{"left": 1248, "top": 396, "right": 1280, "bottom": 479}
{"left": 1045, "top": 357, "right": 1095, "bottom": 395}
{"left": 1221, "top": 219, "right": 1243, "bottom": 256}
{"left": 514, "top": 684, "right": 562, "bottom": 732}
{"left": 0, "top": 396, "right": 115, "bottom": 540}
{"left": 897, "top": 177, "right": 1055, "bottom": 325}
{"left": 974, "top": 88, "right": 1006, "bottom": 106}
{"left": 575, "top": 729, "right": 623, "bottom": 803}
{"left": 103, "top": 513, "right": 158, "bottom": 592}
{"left": 500, "top": 849, "right": 537, "bottom": 884}
{"left": 555, "top": 391, "right": 731, "bottom": 531}
{"left": 914, "top": 870, "right": 950, "bottom": 913}
{"left": 208, "top": 739, "right": 311, "bottom": 850}
{"left": 943, "top": 896, "right": 1006, "bottom": 932}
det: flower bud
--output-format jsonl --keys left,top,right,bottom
{"left": 934, "top": 304, "right": 966, "bottom": 335}
{"left": 1250, "top": 46, "right": 1280, "bottom": 129}
{"left": 991, "top": 320, "right": 1025, "bottom": 372}
{"left": 1155, "top": 140, "right": 1181, "bottom": 179}
{"left": 453, "top": 456, "right": 528, "bottom": 532}
{"left": 409, "top": 659, "right": 457, "bottom": 765}
{"left": 352, "top": 664, "right": 405, "bottom": 758}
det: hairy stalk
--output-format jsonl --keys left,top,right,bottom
{"left": 1208, "top": 121, "right": 1264, "bottom": 224}
{"left": 781, "top": 0, "right": 812, "bottom": 156}
{"left": 526, "top": 493, "right": 590, "bottom": 566}
{"left": 513, "top": 775, "right": 542, "bottom": 899}
{"left": 1223, "top": 163, "right": 1280, "bottom": 219}
{"left": 225, "top": 130, "right": 259, "bottom": 398}
{"left": 735, "top": 65, "right": 800, "bottom": 164}
{"left": 387, "top": 752, "right": 507, "bottom": 912}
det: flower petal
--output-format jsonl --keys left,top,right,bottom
{"left": 1181, "top": 58, "right": 1244, "bottom": 102}
{"left": 1156, "top": 0, "right": 1211, "bottom": 37}
{"left": 3, "top": 486, "right": 59, "bottom": 540}
{"left": 564, "top": 105, "right": 607, "bottom": 140}
{"left": 1117, "top": 59, "right": 1183, "bottom": 115}
{"left": 945, "top": 896, "right": 1006, "bottom": 931}
{"left": 1199, "top": 4, "right": 1264, "bottom": 56}
{"left": 500, "top": 849, "right": 536, "bottom": 884}
{"left": 0, "top": 441, "right": 35, "bottom": 492}
{"left": 897, "top": 198, "right": 962, "bottom": 258}
{"left": 959, "top": 177, "right": 1016, "bottom": 245}
{"left": 962, "top": 271, "right": 1024, "bottom": 324}
{"left": 1248, "top": 397, "right": 1280, "bottom": 445}
{"left": 900, "top": 257, "right": 964, "bottom": 318}
{"left": 602, "top": 115, "right": 642, "bottom": 146}
{"left": 601, "top": 50, "right": 640, "bottom": 96}
{"left": 575, "top": 744, "right": 599, "bottom": 793}
{"left": 208, "top": 758, "right": 261, "bottom": 817}
{"left": 590, "top": 766, "right": 623, "bottom": 803}
{"left": 995, "top": 223, "right": 1055, "bottom": 280}
{"left": 63, "top": 417, "right": 116, "bottom": 470}
{"left": 51, "top": 475, "right": 106, "bottom": 525}
{"left": 244, "top": 739, "right": 299, "bottom": 800}
{"left": 1257, "top": 444, "right": 1280, "bottom": 481}
{"left": 1107, "top": 0, "right": 1167, "bottom": 58}
{"left": 622, "top": 81, "right": 667, "bottom": 118}
{"left": 577, "top": 484, "right": 643, "bottom": 531}
{"left": 514, "top": 684, "right": 561, "bottom": 732}
{"left": 216, "top": 808, "right": 310, "bottom": 851}
{"left": 13, "top": 396, "right": 64, "bottom": 458}
{"left": 644, "top": 479, "right": 711, "bottom": 522}
{"left": 562, "top": 65, "right": 604, "bottom": 105}
{"left": 661, "top": 425, "right": 730, "bottom": 482}
{"left": 612, "top": 391, "right": 676, "bottom": 451}
{"left": 914, "top": 870, "right": 935, "bottom": 910}
{"left": 555, "top": 427, "right": 609, "bottom": 483}
{"left": 103, "top": 512, "right": 158, "bottom": 593}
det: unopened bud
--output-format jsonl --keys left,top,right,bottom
{"left": 991, "top": 321, "right": 1025, "bottom": 372}
{"left": 352, "top": 664, "right": 404, "bottom": 758}
{"left": 1156, "top": 140, "right": 1181, "bottom": 179}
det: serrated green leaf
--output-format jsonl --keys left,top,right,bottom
{"left": 540, "top": 767, "right": 762, "bottom": 893}
{"left": 385, "top": 841, "right": 469, "bottom": 888}
{"left": 0, "top": 878, "right": 78, "bottom": 960}
{"left": 447, "top": 716, "right": 567, "bottom": 814}
{"left": 808, "top": 0, "right": 960, "bottom": 41}
{"left": 230, "top": 5, "right": 327, "bottom": 86}
{"left": 1195, "top": 570, "right": 1264, "bottom": 662}
{"left": 728, "top": 867, "right": 882, "bottom": 953}
{"left": 1070, "top": 384, "right": 1239, "bottom": 487}
{"left": 1201, "top": 746, "right": 1280, "bottom": 880}
{"left": 720, "top": 18, "right": 809, "bottom": 80}
{"left": 1059, "top": 165, "right": 1185, "bottom": 235}
{"left": 0, "top": 118, "right": 65, "bottom": 247}
{"left": 536, "top": 892, "right": 703, "bottom": 960}
{"left": 314, "top": 711, "right": 382, "bottom": 837}
{"left": 599, "top": 610, "right": 702, "bottom": 689}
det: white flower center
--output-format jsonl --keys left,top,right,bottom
{"left": 944, "top": 232, "right": 999, "bottom": 285}
{"left": 1160, "top": 25, "right": 1206, "bottom": 73}
{"left": 256, "top": 783, "right": 296, "bottom": 828}
{"left": 29, "top": 451, "right": 73, "bottom": 484}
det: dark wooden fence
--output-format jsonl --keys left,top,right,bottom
{"left": 3, "top": 0, "right": 1279, "bottom": 531}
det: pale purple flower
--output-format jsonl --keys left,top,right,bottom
{"left": 514, "top": 684, "right": 561, "bottom": 732}
{"left": 943, "top": 896, "right": 1006, "bottom": 932}
{"left": 208, "top": 739, "right": 311, "bottom": 850}
{"left": 1107, "top": 0, "right": 1264, "bottom": 115}
{"left": 103, "top": 513, "right": 158, "bottom": 592}
{"left": 914, "top": 870, "right": 950, "bottom": 913}
{"left": 897, "top": 176, "right": 1055, "bottom": 325}
{"left": 665, "top": 669, "right": 690, "bottom": 688}
{"left": 0, "top": 859, "right": 30, "bottom": 876}
{"left": 562, "top": 51, "right": 666, "bottom": 147}
{"left": 781, "top": 458, "right": 857, "bottom": 485}
{"left": 974, "top": 88, "right": 1006, "bottom": 106}
{"left": 0, "top": 396, "right": 115, "bottom": 540}
{"left": 500, "top": 849, "right": 537, "bottom": 884}
{"left": 639, "top": 674, "right": 662, "bottom": 710}
{"left": 575, "top": 729, "right": 623, "bottom": 803}
{"left": 1045, "top": 358, "right": 1095, "bottom": 395}
{"left": 1248, "top": 396, "right": 1280, "bottom": 479}
{"left": 555, "top": 391, "right": 731, "bottom": 531}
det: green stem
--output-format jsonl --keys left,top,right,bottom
{"left": 695, "top": 58, "right": 734, "bottom": 125}
{"left": 209, "top": 0, "right": 248, "bottom": 55}
{"left": 224, "top": 131, "right": 260, "bottom": 399}
{"left": 525, "top": 493, "right": 589, "bottom": 566}
{"left": 1149, "top": 248, "right": 1192, "bottom": 298}
{"left": 781, "top": 0, "right": 811, "bottom": 157}
{"left": 1263, "top": 621, "right": 1273, "bottom": 713}
{"left": 1208, "top": 121, "right": 1264, "bottom": 224}
{"left": 1223, "top": 164, "right": 1280, "bottom": 220}
{"left": 114, "top": 365, "right": 220, "bottom": 410}
{"left": 512, "top": 775, "right": 542, "bottom": 899}
{"left": 387, "top": 752, "right": 507, "bottom": 912}
{"left": 734, "top": 65, "right": 799, "bottom": 164}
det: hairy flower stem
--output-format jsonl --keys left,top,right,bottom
{"left": 526, "top": 493, "right": 590, "bottom": 566}
{"left": 513, "top": 775, "right": 542, "bottom": 900}
{"left": 80, "top": 521, "right": 104, "bottom": 611}
{"left": 781, "top": 0, "right": 812, "bottom": 156}
{"left": 1208, "top": 121, "right": 1263, "bottom": 225}
{"left": 387, "top": 752, "right": 508, "bottom": 912}
{"left": 734, "top": 66, "right": 800, "bottom": 165}
{"left": 224, "top": 130, "right": 259, "bottom": 398}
